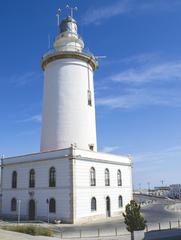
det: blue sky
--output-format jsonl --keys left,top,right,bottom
{"left": 0, "top": 0, "right": 181, "bottom": 189}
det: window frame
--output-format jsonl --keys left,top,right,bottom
{"left": 90, "top": 167, "right": 96, "bottom": 186}
{"left": 87, "top": 90, "right": 92, "bottom": 106}
{"left": 117, "top": 170, "right": 122, "bottom": 186}
{"left": 118, "top": 195, "right": 123, "bottom": 208}
{"left": 12, "top": 171, "right": 17, "bottom": 189}
{"left": 49, "top": 167, "right": 56, "bottom": 187}
{"left": 11, "top": 198, "right": 17, "bottom": 211}
{"left": 49, "top": 198, "right": 56, "bottom": 213}
{"left": 105, "top": 168, "right": 110, "bottom": 186}
{"left": 29, "top": 169, "right": 35, "bottom": 188}
{"left": 91, "top": 197, "right": 97, "bottom": 212}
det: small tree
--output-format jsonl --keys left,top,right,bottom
{"left": 123, "top": 200, "right": 146, "bottom": 240}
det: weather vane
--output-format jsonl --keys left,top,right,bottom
{"left": 66, "top": 4, "right": 78, "bottom": 18}
{"left": 56, "top": 8, "right": 61, "bottom": 26}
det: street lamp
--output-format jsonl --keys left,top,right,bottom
{"left": 46, "top": 199, "right": 49, "bottom": 223}
{"left": 17, "top": 199, "right": 21, "bottom": 223}
{"left": 147, "top": 182, "right": 150, "bottom": 195}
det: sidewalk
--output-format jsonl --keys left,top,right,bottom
{"left": 0, "top": 229, "right": 131, "bottom": 240}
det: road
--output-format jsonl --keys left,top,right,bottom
{"left": 51, "top": 196, "right": 181, "bottom": 238}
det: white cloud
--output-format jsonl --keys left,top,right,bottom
{"left": 82, "top": 0, "right": 131, "bottom": 25}
{"left": 19, "top": 114, "right": 41, "bottom": 123}
{"left": 82, "top": 0, "right": 181, "bottom": 25}
{"left": 133, "top": 146, "right": 181, "bottom": 163}
{"left": 110, "top": 61, "right": 181, "bottom": 84}
{"left": 96, "top": 87, "right": 181, "bottom": 109}
{"left": 101, "top": 146, "right": 120, "bottom": 153}
{"left": 10, "top": 72, "right": 40, "bottom": 86}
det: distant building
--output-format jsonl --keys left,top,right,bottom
{"left": 149, "top": 186, "right": 170, "bottom": 197}
{"left": 169, "top": 184, "right": 181, "bottom": 199}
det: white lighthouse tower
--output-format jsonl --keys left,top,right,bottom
{"left": 1, "top": 7, "right": 133, "bottom": 224}
{"left": 40, "top": 12, "right": 98, "bottom": 152}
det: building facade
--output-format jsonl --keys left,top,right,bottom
{"left": 169, "top": 184, "right": 181, "bottom": 199}
{"left": 1, "top": 11, "right": 133, "bottom": 223}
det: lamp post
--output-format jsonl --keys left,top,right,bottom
{"left": 17, "top": 199, "right": 21, "bottom": 223}
{"left": 46, "top": 199, "right": 49, "bottom": 224}
{"left": 147, "top": 182, "right": 150, "bottom": 195}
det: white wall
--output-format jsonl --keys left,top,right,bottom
{"left": 2, "top": 158, "right": 72, "bottom": 222}
{"left": 74, "top": 158, "right": 132, "bottom": 221}
{"left": 40, "top": 58, "right": 97, "bottom": 152}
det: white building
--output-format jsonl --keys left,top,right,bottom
{"left": 169, "top": 184, "right": 181, "bottom": 199}
{"left": 1, "top": 11, "right": 133, "bottom": 223}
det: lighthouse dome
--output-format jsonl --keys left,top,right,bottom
{"left": 60, "top": 16, "right": 77, "bottom": 34}
{"left": 54, "top": 16, "right": 84, "bottom": 52}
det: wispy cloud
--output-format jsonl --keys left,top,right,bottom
{"left": 133, "top": 146, "right": 181, "bottom": 163}
{"left": 82, "top": 0, "right": 181, "bottom": 25}
{"left": 101, "top": 146, "right": 120, "bottom": 153}
{"left": 110, "top": 61, "right": 181, "bottom": 84}
{"left": 96, "top": 53, "right": 181, "bottom": 109}
{"left": 82, "top": 0, "right": 131, "bottom": 25}
{"left": 96, "top": 87, "right": 181, "bottom": 109}
{"left": 10, "top": 72, "right": 40, "bottom": 86}
{"left": 19, "top": 114, "right": 41, "bottom": 123}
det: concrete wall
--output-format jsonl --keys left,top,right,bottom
{"left": 74, "top": 158, "right": 132, "bottom": 222}
{"left": 40, "top": 58, "right": 97, "bottom": 152}
{"left": 2, "top": 158, "right": 72, "bottom": 222}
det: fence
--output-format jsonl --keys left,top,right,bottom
{"left": 146, "top": 220, "right": 181, "bottom": 232}
{"left": 57, "top": 227, "right": 130, "bottom": 239}
{"left": 57, "top": 220, "right": 181, "bottom": 239}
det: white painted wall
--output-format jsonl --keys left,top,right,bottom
{"left": 1, "top": 148, "right": 133, "bottom": 223}
{"left": 2, "top": 158, "right": 72, "bottom": 222}
{"left": 40, "top": 59, "right": 97, "bottom": 152}
{"left": 74, "top": 157, "right": 132, "bottom": 221}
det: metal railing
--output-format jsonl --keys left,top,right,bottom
{"left": 57, "top": 228, "right": 130, "bottom": 239}
{"left": 146, "top": 219, "right": 181, "bottom": 232}
{"left": 42, "top": 46, "right": 95, "bottom": 60}
{"left": 56, "top": 220, "right": 181, "bottom": 239}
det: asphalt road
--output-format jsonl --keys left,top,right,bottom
{"left": 52, "top": 196, "right": 181, "bottom": 238}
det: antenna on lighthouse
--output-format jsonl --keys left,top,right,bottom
{"left": 95, "top": 56, "right": 107, "bottom": 60}
{"left": 66, "top": 4, "right": 78, "bottom": 18}
{"left": 56, "top": 8, "right": 61, "bottom": 26}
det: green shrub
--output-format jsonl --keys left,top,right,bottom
{"left": 1, "top": 225, "right": 53, "bottom": 236}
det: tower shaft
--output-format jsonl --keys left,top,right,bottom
{"left": 40, "top": 16, "right": 98, "bottom": 152}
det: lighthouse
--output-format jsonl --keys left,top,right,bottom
{"left": 1, "top": 7, "right": 133, "bottom": 223}
{"left": 40, "top": 13, "right": 98, "bottom": 152}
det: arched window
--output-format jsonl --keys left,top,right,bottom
{"left": 90, "top": 167, "right": 96, "bottom": 186}
{"left": 105, "top": 168, "right": 110, "bottom": 186}
{"left": 29, "top": 169, "right": 35, "bottom": 188}
{"left": 91, "top": 197, "right": 96, "bottom": 211}
{"left": 49, "top": 198, "right": 56, "bottom": 213}
{"left": 11, "top": 198, "right": 17, "bottom": 211}
{"left": 12, "top": 171, "right": 17, "bottom": 188}
{"left": 49, "top": 167, "right": 56, "bottom": 187}
{"left": 118, "top": 195, "right": 123, "bottom": 208}
{"left": 117, "top": 170, "right": 122, "bottom": 186}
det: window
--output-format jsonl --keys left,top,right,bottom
{"left": 49, "top": 198, "right": 56, "bottom": 213}
{"left": 105, "top": 168, "right": 110, "bottom": 186}
{"left": 90, "top": 167, "right": 96, "bottom": 186}
{"left": 11, "top": 198, "right": 17, "bottom": 211}
{"left": 88, "top": 90, "right": 92, "bottom": 106}
{"left": 29, "top": 169, "right": 35, "bottom": 188}
{"left": 89, "top": 144, "right": 94, "bottom": 151}
{"left": 49, "top": 167, "right": 56, "bottom": 187}
{"left": 118, "top": 195, "right": 123, "bottom": 208}
{"left": 91, "top": 197, "right": 96, "bottom": 211}
{"left": 117, "top": 170, "right": 122, "bottom": 186}
{"left": 12, "top": 171, "right": 17, "bottom": 188}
